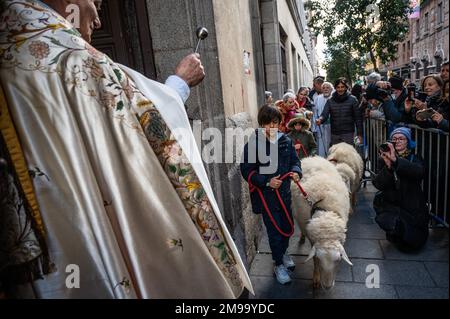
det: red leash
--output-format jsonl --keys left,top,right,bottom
{"left": 248, "top": 171, "right": 309, "bottom": 237}
{"left": 295, "top": 140, "right": 308, "bottom": 158}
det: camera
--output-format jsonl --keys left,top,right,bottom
{"left": 406, "top": 83, "right": 428, "bottom": 102}
{"left": 379, "top": 142, "right": 391, "bottom": 153}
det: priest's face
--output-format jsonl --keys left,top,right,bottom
{"left": 74, "top": 0, "right": 102, "bottom": 43}
{"left": 47, "top": 0, "right": 102, "bottom": 43}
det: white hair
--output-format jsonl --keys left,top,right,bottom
{"left": 367, "top": 72, "right": 382, "bottom": 84}
{"left": 283, "top": 92, "right": 296, "bottom": 102}
{"left": 322, "top": 82, "right": 334, "bottom": 90}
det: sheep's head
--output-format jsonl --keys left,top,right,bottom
{"left": 305, "top": 241, "right": 352, "bottom": 290}
{"left": 305, "top": 211, "right": 352, "bottom": 290}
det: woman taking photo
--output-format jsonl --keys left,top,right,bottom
{"left": 316, "top": 78, "right": 363, "bottom": 146}
{"left": 406, "top": 74, "right": 447, "bottom": 131}
{"left": 372, "top": 127, "right": 429, "bottom": 251}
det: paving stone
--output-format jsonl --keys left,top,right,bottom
{"left": 249, "top": 276, "right": 314, "bottom": 299}
{"left": 352, "top": 259, "right": 436, "bottom": 287}
{"left": 346, "top": 223, "right": 386, "bottom": 240}
{"left": 249, "top": 183, "right": 449, "bottom": 299}
{"left": 250, "top": 254, "right": 352, "bottom": 282}
{"left": 380, "top": 233, "right": 449, "bottom": 262}
{"left": 314, "top": 282, "right": 398, "bottom": 299}
{"left": 250, "top": 253, "right": 274, "bottom": 276}
{"left": 258, "top": 224, "right": 312, "bottom": 256}
{"left": 395, "top": 286, "right": 449, "bottom": 299}
{"left": 424, "top": 262, "right": 449, "bottom": 287}
{"left": 344, "top": 239, "right": 384, "bottom": 259}
{"left": 348, "top": 209, "right": 377, "bottom": 226}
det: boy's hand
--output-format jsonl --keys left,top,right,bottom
{"left": 269, "top": 175, "right": 282, "bottom": 189}
{"left": 290, "top": 172, "right": 300, "bottom": 182}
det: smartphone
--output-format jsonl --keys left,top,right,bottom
{"left": 416, "top": 108, "right": 436, "bottom": 121}
{"left": 407, "top": 83, "right": 416, "bottom": 102}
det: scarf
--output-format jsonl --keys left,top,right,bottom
{"left": 332, "top": 91, "right": 350, "bottom": 103}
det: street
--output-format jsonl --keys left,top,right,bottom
{"left": 250, "top": 182, "right": 449, "bottom": 299}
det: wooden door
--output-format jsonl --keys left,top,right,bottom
{"left": 91, "top": 0, "right": 156, "bottom": 79}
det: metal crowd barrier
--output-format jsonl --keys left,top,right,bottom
{"left": 364, "top": 118, "right": 449, "bottom": 227}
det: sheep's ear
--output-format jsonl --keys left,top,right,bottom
{"left": 339, "top": 244, "right": 353, "bottom": 266}
{"left": 304, "top": 245, "right": 316, "bottom": 263}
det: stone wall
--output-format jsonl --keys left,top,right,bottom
{"left": 145, "top": 0, "right": 262, "bottom": 268}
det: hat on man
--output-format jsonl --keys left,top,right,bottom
{"left": 389, "top": 76, "right": 404, "bottom": 91}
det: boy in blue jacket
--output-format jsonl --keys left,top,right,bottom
{"left": 240, "top": 105, "right": 302, "bottom": 285}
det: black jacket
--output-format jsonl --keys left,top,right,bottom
{"left": 418, "top": 94, "right": 449, "bottom": 132}
{"left": 372, "top": 153, "right": 429, "bottom": 249}
{"left": 240, "top": 131, "right": 302, "bottom": 214}
{"left": 320, "top": 92, "right": 363, "bottom": 136}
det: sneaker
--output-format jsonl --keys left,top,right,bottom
{"left": 274, "top": 265, "right": 292, "bottom": 285}
{"left": 283, "top": 254, "right": 295, "bottom": 271}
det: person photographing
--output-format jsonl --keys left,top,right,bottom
{"left": 372, "top": 127, "right": 429, "bottom": 251}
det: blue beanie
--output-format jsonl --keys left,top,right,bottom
{"left": 390, "top": 127, "right": 416, "bottom": 149}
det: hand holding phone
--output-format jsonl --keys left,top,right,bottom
{"left": 416, "top": 108, "right": 436, "bottom": 121}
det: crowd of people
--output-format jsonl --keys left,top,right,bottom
{"left": 253, "top": 63, "right": 449, "bottom": 284}
{"left": 264, "top": 60, "right": 449, "bottom": 161}
{"left": 364, "top": 61, "right": 449, "bottom": 134}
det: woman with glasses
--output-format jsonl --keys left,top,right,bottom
{"left": 372, "top": 127, "right": 429, "bottom": 251}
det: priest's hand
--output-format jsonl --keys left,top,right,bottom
{"left": 175, "top": 53, "right": 205, "bottom": 87}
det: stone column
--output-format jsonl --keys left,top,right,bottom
{"left": 260, "top": 0, "right": 283, "bottom": 99}
{"left": 145, "top": 0, "right": 262, "bottom": 268}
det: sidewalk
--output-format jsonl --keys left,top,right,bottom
{"left": 249, "top": 182, "right": 449, "bottom": 299}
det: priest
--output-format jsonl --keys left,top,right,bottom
{"left": 0, "top": 0, "right": 253, "bottom": 298}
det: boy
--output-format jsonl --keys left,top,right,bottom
{"left": 240, "top": 105, "right": 302, "bottom": 285}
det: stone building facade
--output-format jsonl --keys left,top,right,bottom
{"left": 91, "top": 0, "right": 316, "bottom": 270}
{"left": 410, "top": 0, "right": 449, "bottom": 83}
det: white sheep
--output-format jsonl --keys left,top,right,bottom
{"left": 335, "top": 162, "right": 355, "bottom": 195}
{"left": 291, "top": 156, "right": 352, "bottom": 289}
{"left": 327, "top": 143, "right": 364, "bottom": 207}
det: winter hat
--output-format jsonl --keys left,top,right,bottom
{"left": 364, "top": 84, "right": 382, "bottom": 101}
{"left": 390, "top": 127, "right": 416, "bottom": 149}
{"left": 389, "top": 76, "right": 404, "bottom": 91}
{"left": 287, "top": 113, "right": 311, "bottom": 130}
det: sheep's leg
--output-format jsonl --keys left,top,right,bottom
{"left": 313, "top": 256, "right": 320, "bottom": 289}
{"left": 351, "top": 192, "right": 357, "bottom": 210}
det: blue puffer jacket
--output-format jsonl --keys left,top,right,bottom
{"left": 240, "top": 130, "right": 302, "bottom": 215}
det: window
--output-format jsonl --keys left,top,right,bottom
{"left": 281, "top": 44, "right": 288, "bottom": 93}
{"left": 403, "top": 43, "right": 406, "bottom": 62}
{"left": 416, "top": 20, "right": 420, "bottom": 39}
{"left": 437, "top": 3, "right": 443, "bottom": 25}
{"left": 424, "top": 13, "right": 429, "bottom": 33}
{"left": 407, "top": 41, "right": 411, "bottom": 60}
{"left": 292, "top": 44, "right": 298, "bottom": 91}
{"left": 280, "top": 26, "right": 288, "bottom": 93}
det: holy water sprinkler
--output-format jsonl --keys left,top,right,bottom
{"left": 195, "top": 27, "right": 209, "bottom": 53}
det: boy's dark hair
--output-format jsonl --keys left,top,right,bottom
{"left": 258, "top": 104, "right": 282, "bottom": 126}
{"left": 442, "top": 60, "right": 449, "bottom": 67}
